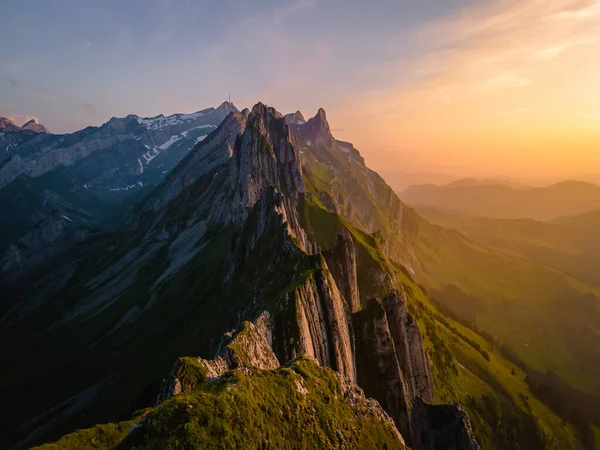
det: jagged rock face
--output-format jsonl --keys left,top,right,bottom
{"left": 411, "top": 397, "right": 481, "bottom": 450}
{"left": 352, "top": 291, "right": 435, "bottom": 447}
{"left": 324, "top": 228, "right": 360, "bottom": 313}
{"left": 295, "top": 108, "right": 336, "bottom": 149}
{"left": 284, "top": 110, "right": 306, "bottom": 126}
{"left": 353, "top": 297, "right": 415, "bottom": 442}
{"left": 383, "top": 291, "right": 434, "bottom": 403}
{"left": 282, "top": 269, "right": 356, "bottom": 381}
{"left": 226, "top": 103, "right": 304, "bottom": 214}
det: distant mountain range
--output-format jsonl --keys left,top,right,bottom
{"left": 416, "top": 205, "right": 600, "bottom": 288}
{"left": 0, "top": 117, "right": 50, "bottom": 134}
{"left": 399, "top": 179, "right": 600, "bottom": 220}
{"left": 0, "top": 101, "right": 237, "bottom": 277}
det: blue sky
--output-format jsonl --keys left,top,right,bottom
{"left": 0, "top": 0, "right": 469, "bottom": 132}
{"left": 3, "top": 0, "right": 600, "bottom": 177}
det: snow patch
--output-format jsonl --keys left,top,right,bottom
{"left": 138, "top": 158, "right": 144, "bottom": 174}
{"left": 110, "top": 184, "right": 139, "bottom": 192}
{"left": 137, "top": 110, "right": 209, "bottom": 130}
{"left": 196, "top": 135, "right": 207, "bottom": 144}
{"left": 158, "top": 134, "right": 183, "bottom": 150}
{"left": 306, "top": 140, "right": 312, "bottom": 146}
{"left": 62, "top": 215, "right": 72, "bottom": 222}
{"left": 297, "top": 119, "right": 305, "bottom": 125}
{"left": 142, "top": 148, "right": 160, "bottom": 164}
{"left": 340, "top": 146, "right": 351, "bottom": 153}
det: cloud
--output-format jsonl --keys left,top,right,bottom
{"left": 80, "top": 102, "right": 97, "bottom": 116}
{"left": 6, "top": 75, "right": 18, "bottom": 88}
{"left": 405, "top": 0, "right": 600, "bottom": 96}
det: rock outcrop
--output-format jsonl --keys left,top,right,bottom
{"left": 283, "top": 266, "right": 356, "bottom": 384}
{"left": 157, "top": 316, "right": 280, "bottom": 403}
{"left": 411, "top": 397, "right": 481, "bottom": 450}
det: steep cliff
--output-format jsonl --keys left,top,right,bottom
{"left": 412, "top": 397, "right": 481, "bottom": 450}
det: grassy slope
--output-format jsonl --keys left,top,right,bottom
{"left": 416, "top": 205, "right": 600, "bottom": 287}
{"left": 298, "top": 198, "right": 582, "bottom": 449}
{"left": 29, "top": 197, "right": 586, "bottom": 450}
{"left": 302, "top": 141, "right": 600, "bottom": 398}
{"left": 399, "top": 181, "right": 600, "bottom": 221}
{"left": 409, "top": 206, "right": 600, "bottom": 395}
{"left": 34, "top": 358, "right": 405, "bottom": 450}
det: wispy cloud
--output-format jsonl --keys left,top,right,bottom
{"left": 6, "top": 75, "right": 18, "bottom": 88}
{"left": 331, "top": 0, "right": 600, "bottom": 176}
{"left": 407, "top": 0, "right": 600, "bottom": 96}
{"left": 80, "top": 102, "right": 97, "bottom": 116}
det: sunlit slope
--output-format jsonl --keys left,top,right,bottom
{"left": 405, "top": 211, "right": 600, "bottom": 394}
{"left": 295, "top": 115, "right": 600, "bottom": 398}
{"left": 399, "top": 181, "right": 600, "bottom": 220}
{"left": 416, "top": 205, "right": 600, "bottom": 287}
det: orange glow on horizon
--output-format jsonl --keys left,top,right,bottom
{"left": 330, "top": 0, "right": 600, "bottom": 178}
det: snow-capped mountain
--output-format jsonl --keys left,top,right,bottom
{"left": 0, "top": 101, "right": 238, "bottom": 277}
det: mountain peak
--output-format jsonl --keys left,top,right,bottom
{"left": 295, "top": 107, "right": 335, "bottom": 148}
{"left": 21, "top": 119, "right": 49, "bottom": 133}
{"left": 0, "top": 117, "right": 19, "bottom": 132}
{"left": 223, "top": 102, "right": 304, "bottom": 224}
{"left": 215, "top": 101, "right": 239, "bottom": 116}
{"left": 0, "top": 116, "right": 49, "bottom": 133}
{"left": 284, "top": 110, "right": 306, "bottom": 126}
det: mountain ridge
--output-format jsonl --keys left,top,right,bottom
{"left": 0, "top": 102, "right": 483, "bottom": 449}
{"left": 1, "top": 101, "right": 594, "bottom": 449}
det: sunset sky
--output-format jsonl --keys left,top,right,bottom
{"left": 2, "top": 0, "right": 600, "bottom": 178}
